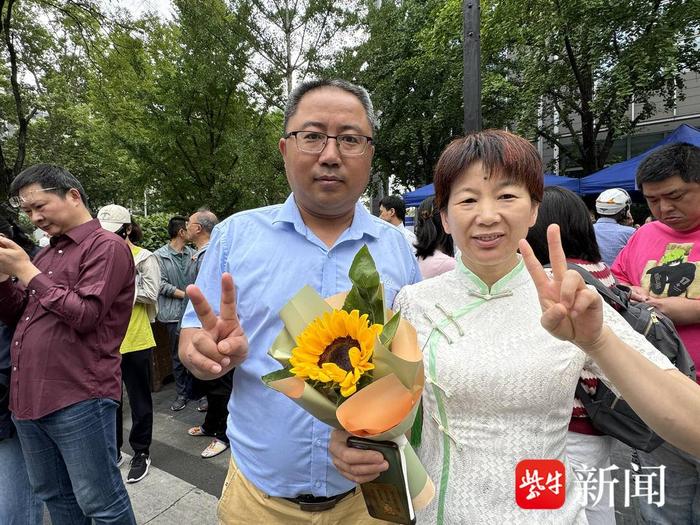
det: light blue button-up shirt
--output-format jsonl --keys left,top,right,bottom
{"left": 182, "top": 194, "right": 421, "bottom": 497}
{"left": 593, "top": 217, "right": 636, "bottom": 266}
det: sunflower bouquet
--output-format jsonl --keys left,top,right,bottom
{"left": 262, "top": 245, "right": 434, "bottom": 513}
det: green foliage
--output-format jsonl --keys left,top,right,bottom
{"left": 86, "top": 3, "right": 289, "bottom": 216}
{"left": 342, "top": 245, "right": 385, "bottom": 326}
{"left": 330, "top": 0, "right": 700, "bottom": 187}
{"left": 134, "top": 212, "right": 171, "bottom": 253}
{"left": 234, "top": 0, "right": 363, "bottom": 103}
{"left": 481, "top": 0, "right": 700, "bottom": 173}
{"left": 328, "top": 0, "right": 465, "bottom": 189}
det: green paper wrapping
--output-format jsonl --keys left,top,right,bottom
{"left": 261, "top": 281, "right": 434, "bottom": 511}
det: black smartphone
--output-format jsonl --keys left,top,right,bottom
{"left": 347, "top": 436, "right": 416, "bottom": 525}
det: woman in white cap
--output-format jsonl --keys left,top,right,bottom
{"left": 97, "top": 204, "right": 160, "bottom": 484}
{"left": 592, "top": 188, "right": 636, "bottom": 266}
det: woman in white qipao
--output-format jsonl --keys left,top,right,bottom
{"left": 330, "top": 130, "right": 700, "bottom": 525}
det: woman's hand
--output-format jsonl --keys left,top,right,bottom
{"left": 518, "top": 224, "right": 604, "bottom": 351}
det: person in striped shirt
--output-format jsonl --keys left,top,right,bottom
{"left": 526, "top": 186, "right": 617, "bottom": 525}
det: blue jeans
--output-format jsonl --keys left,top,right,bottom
{"left": 0, "top": 431, "right": 43, "bottom": 524}
{"left": 13, "top": 398, "right": 136, "bottom": 525}
{"left": 637, "top": 442, "right": 700, "bottom": 524}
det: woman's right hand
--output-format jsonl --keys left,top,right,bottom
{"left": 519, "top": 224, "right": 605, "bottom": 351}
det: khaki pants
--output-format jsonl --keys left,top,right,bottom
{"left": 217, "top": 457, "right": 389, "bottom": 525}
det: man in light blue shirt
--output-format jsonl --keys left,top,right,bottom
{"left": 593, "top": 188, "right": 636, "bottom": 266}
{"left": 179, "top": 79, "right": 420, "bottom": 524}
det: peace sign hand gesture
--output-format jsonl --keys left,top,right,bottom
{"left": 179, "top": 273, "right": 249, "bottom": 380}
{"left": 518, "top": 224, "right": 604, "bottom": 351}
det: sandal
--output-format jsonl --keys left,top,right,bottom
{"left": 188, "top": 426, "right": 206, "bottom": 437}
{"left": 201, "top": 439, "right": 229, "bottom": 458}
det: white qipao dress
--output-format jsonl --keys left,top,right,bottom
{"left": 393, "top": 257, "right": 674, "bottom": 525}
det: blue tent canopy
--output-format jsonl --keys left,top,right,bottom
{"left": 403, "top": 183, "right": 435, "bottom": 207}
{"left": 402, "top": 173, "right": 580, "bottom": 207}
{"left": 543, "top": 174, "right": 581, "bottom": 193}
{"left": 579, "top": 124, "right": 700, "bottom": 195}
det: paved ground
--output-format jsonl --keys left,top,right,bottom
{"left": 120, "top": 383, "right": 228, "bottom": 523}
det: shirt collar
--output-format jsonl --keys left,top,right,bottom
{"left": 272, "top": 193, "right": 382, "bottom": 240}
{"left": 194, "top": 242, "right": 209, "bottom": 259}
{"left": 456, "top": 255, "right": 527, "bottom": 296}
{"left": 166, "top": 243, "right": 188, "bottom": 255}
{"left": 51, "top": 219, "right": 100, "bottom": 247}
{"left": 596, "top": 217, "right": 618, "bottom": 224}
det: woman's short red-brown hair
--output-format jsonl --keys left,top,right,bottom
{"left": 433, "top": 129, "right": 544, "bottom": 210}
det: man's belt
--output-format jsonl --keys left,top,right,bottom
{"left": 282, "top": 487, "right": 356, "bottom": 512}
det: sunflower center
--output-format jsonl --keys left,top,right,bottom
{"left": 319, "top": 337, "right": 359, "bottom": 372}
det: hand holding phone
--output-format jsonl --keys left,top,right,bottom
{"left": 347, "top": 436, "right": 416, "bottom": 525}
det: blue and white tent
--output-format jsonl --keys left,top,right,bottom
{"left": 579, "top": 124, "right": 700, "bottom": 195}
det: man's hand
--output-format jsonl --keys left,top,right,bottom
{"left": 173, "top": 289, "right": 187, "bottom": 300}
{"left": 178, "top": 273, "right": 248, "bottom": 380}
{"left": 519, "top": 224, "right": 604, "bottom": 350}
{"left": 646, "top": 296, "right": 700, "bottom": 326}
{"left": 0, "top": 236, "right": 39, "bottom": 284}
{"left": 329, "top": 430, "right": 388, "bottom": 484}
{"left": 628, "top": 285, "right": 650, "bottom": 302}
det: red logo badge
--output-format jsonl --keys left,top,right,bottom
{"left": 515, "top": 459, "right": 566, "bottom": 509}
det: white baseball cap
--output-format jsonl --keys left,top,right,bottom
{"left": 595, "top": 188, "right": 631, "bottom": 215}
{"left": 97, "top": 204, "right": 131, "bottom": 233}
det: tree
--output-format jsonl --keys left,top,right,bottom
{"left": 328, "top": 0, "right": 513, "bottom": 190}
{"left": 0, "top": 0, "right": 121, "bottom": 201}
{"left": 482, "top": 0, "right": 700, "bottom": 174}
{"left": 235, "top": 0, "right": 362, "bottom": 107}
{"left": 89, "top": 1, "right": 288, "bottom": 216}
{"left": 332, "top": 0, "right": 699, "bottom": 188}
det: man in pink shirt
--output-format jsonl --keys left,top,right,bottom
{"left": 612, "top": 142, "right": 700, "bottom": 525}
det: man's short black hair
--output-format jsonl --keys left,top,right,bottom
{"left": 379, "top": 195, "right": 407, "bottom": 222}
{"left": 636, "top": 142, "right": 700, "bottom": 188}
{"left": 9, "top": 164, "right": 88, "bottom": 206}
{"left": 168, "top": 216, "right": 187, "bottom": 239}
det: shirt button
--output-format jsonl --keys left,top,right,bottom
{"left": 315, "top": 439, "right": 322, "bottom": 447}
{"left": 13, "top": 366, "right": 17, "bottom": 371}
{"left": 58, "top": 250, "right": 63, "bottom": 254}
{"left": 48, "top": 271, "right": 53, "bottom": 275}
{"left": 24, "top": 317, "right": 29, "bottom": 321}
{"left": 315, "top": 481, "right": 321, "bottom": 488}
{"left": 14, "top": 341, "right": 19, "bottom": 346}
{"left": 30, "top": 289, "right": 36, "bottom": 294}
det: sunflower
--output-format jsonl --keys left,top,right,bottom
{"left": 289, "top": 309, "right": 382, "bottom": 397}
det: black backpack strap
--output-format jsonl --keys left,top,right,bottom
{"left": 558, "top": 262, "right": 627, "bottom": 310}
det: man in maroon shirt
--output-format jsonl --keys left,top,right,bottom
{"left": 0, "top": 164, "right": 136, "bottom": 524}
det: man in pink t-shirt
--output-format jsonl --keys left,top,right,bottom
{"left": 611, "top": 141, "right": 700, "bottom": 525}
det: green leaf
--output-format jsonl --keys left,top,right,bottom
{"left": 379, "top": 309, "right": 401, "bottom": 347}
{"left": 342, "top": 245, "right": 385, "bottom": 325}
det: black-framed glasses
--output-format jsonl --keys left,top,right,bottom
{"left": 285, "top": 131, "right": 374, "bottom": 156}
{"left": 8, "top": 187, "right": 59, "bottom": 209}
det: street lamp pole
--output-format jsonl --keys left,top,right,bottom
{"left": 463, "top": 0, "right": 482, "bottom": 133}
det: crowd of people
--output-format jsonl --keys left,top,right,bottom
{"left": 0, "top": 78, "right": 698, "bottom": 525}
